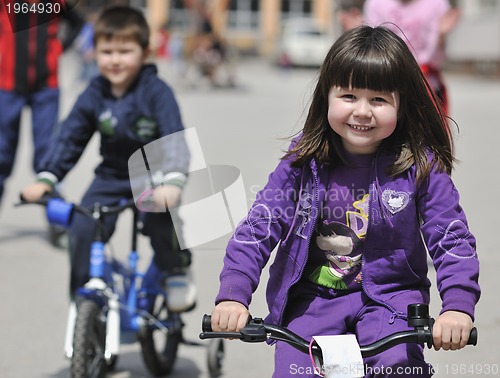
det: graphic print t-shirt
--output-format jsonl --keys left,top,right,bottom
{"left": 305, "top": 153, "right": 374, "bottom": 291}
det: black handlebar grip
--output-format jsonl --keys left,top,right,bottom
{"left": 201, "top": 314, "right": 254, "bottom": 333}
{"left": 202, "top": 314, "right": 213, "bottom": 332}
{"left": 468, "top": 327, "right": 478, "bottom": 346}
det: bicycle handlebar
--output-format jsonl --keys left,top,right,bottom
{"left": 199, "top": 304, "right": 477, "bottom": 360}
{"left": 16, "top": 194, "right": 137, "bottom": 219}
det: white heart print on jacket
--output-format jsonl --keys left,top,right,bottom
{"left": 381, "top": 189, "right": 410, "bottom": 214}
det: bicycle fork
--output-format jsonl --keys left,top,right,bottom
{"left": 64, "top": 301, "right": 77, "bottom": 359}
{"left": 89, "top": 240, "right": 121, "bottom": 362}
{"left": 63, "top": 295, "right": 120, "bottom": 363}
{"left": 105, "top": 294, "right": 120, "bottom": 360}
{"left": 64, "top": 240, "right": 121, "bottom": 363}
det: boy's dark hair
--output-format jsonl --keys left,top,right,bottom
{"left": 285, "top": 25, "right": 454, "bottom": 184}
{"left": 93, "top": 5, "right": 150, "bottom": 49}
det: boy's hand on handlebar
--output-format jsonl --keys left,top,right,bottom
{"left": 21, "top": 182, "right": 53, "bottom": 202}
{"left": 211, "top": 301, "right": 250, "bottom": 333}
{"left": 153, "top": 185, "right": 181, "bottom": 209}
{"left": 433, "top": 310, "right": 473, "bottom": 351}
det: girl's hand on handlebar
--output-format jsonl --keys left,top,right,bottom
{"left": 21, "top": 182, "right": 53, "bottom": 202}
{"left": 211, "top": 301, "right": 249, "bottom": 333}
{"left": 433, "top": 310, "right": 473, "bottom": 351}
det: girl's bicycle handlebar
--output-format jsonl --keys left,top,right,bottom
{"left": 199, "top": 304, "right": 477, "bottom": 359}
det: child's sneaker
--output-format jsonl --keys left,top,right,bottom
{"left": 165, "top": 269, "right": 196, "bottom": 313}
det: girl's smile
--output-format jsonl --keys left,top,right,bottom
{"left": 347, "top": 124, "right": 374, "bottom": 132}
{"left": 328, "top": 87, "right": 400, "bottom": 154}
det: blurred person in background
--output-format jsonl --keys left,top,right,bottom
{"left": 0, "top": 1, "right": 83, "bottom": 246}
{"left": 75, "top": 8, "right": 100, "bottom": 82}
{"left": 364, "top": 0, "right": 461, "bottom": 114}
{"left": 189, "top": 2, "right": 236, "bottom": 88}
{"left": 337, "top": 0, "right": 365, "bottom": 32}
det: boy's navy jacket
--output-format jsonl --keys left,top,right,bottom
{"left": 216, "top": 139, "right": 480, "bottom": 327}
{"left": 38, "top": 64, "right": 189, "bottom": 183}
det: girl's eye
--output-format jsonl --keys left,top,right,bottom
{"left": 372, "top": 97, "right": 387, "bottom": 103}
{"left": 342, "top": 94, "right": 356, "bottom": 100}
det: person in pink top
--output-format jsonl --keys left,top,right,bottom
{"left": 363, "top": 0, "right": 461, "bottom": 114}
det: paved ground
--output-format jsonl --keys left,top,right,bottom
{"left": 0, "top": 52, "right": 499, "bottom": 377}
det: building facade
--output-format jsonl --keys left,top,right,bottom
{"left": 79, "top": 0, "right": 500, "bottom": 65}
{"left": 147, "top": 0, "right": 337, "bottom": 55}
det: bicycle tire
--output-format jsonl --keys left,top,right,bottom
{"left": 71, "top": 300, "right": 107, "bottom": 378}
{"left": 207, "top": 338, "right": 224, "bottom": 378}
{"left": 139, "top": 295, "right": 181, "bottom": 376}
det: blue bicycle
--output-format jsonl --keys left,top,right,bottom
{"left": 18, "top": 195, "right": 200, "bottom": 377}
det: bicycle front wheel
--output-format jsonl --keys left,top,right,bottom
{"left": 139, "top": 295, "right": 181, "bottom": 376}
{"left": 71, "top": 300, "right": 107, "bottom": 378}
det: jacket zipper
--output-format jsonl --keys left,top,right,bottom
{"left": 276, "top": 165, "right": 320, "bottom": 327}
{"left": 361, "top": 156, "right": 405, "bottom": 323}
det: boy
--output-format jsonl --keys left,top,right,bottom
{"left": 21, "top": 5, "right": 195, "bottom": 312}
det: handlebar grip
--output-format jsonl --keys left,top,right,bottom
{"left": 468, "top": 327, "right": 478, "bottom": 346}
{"left": 17, "top": 192, "right": 50, "bottom": 205}
{"left": 201, "top": 314, "right": 254, "bottom": 333}
{"left": 202, "top": 314, "right": 213, "bottom": 332}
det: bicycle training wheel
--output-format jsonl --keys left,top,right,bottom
{"left": 138, "top": 295, "right": 181, "bottom": 376}
{"left": 207, "top": 338, "right": 224, "bottom": 377}
{"left": 71, "top": 300, "right": 107, "bottom": 378}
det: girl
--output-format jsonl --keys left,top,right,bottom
{"left": 211, "top": 26, "right": 480, "bottom": 377}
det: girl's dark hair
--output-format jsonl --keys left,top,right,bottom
{"left": 284, "top": 25, "right": 455, "bottom": 183}
{"left": 93, "top": 6, "right": 150, "bottom": 49}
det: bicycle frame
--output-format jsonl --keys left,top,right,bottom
{"left": 61, "top": 199, "right": 175, "bottom": 361}
{"left": 18, "top": 194, "right": 197, "bottom": 377}
{"left": 26, "top": 197, "right": 175, "bottom": 362}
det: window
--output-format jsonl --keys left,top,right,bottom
{"left": 169, "top": 0, "right": 191, "bottom": 30}
{"left": 281, "top": 0, "right": 312, "bottom": 20}
{"left": 227, "top": 0, "right": 260, "bottom": 30}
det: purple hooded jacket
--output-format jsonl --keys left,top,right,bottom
{"left": 216, "top": 145, "right": 480, "bottom": 327}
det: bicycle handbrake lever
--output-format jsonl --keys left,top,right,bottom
{"left": 239, "top": 319, "right": 267, "bottom": 342}
{"left": 199, "top": 331, "right": 243, "bottom": 339}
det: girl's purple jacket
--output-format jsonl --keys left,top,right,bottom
{"left": 216, "top": 145, "right": 480, "bottom": 326}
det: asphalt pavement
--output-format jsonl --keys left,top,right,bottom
{"left": 0, "top": 52, "right": 499, "bottom": 377}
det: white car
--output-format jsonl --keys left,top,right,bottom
{"left": 276, "top": 18, "right": 334, "bottom": 68}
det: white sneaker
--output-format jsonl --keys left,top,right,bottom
{"left": 166, "top": 270, "right": 196, "bottom": 312}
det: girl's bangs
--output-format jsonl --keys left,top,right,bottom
{"left": 330, "top": 51, "right": 399, "bottom": 93}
